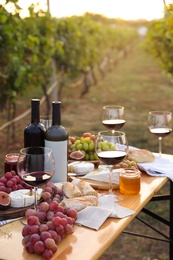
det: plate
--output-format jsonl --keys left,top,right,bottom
{"left": 0, "top": 204, "right": 33, "bottom": 221}
{"left": 68, "top": 160, "right": 99, "bottom": 165}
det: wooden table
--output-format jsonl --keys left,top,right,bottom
{"left": 0, "top": 154, "right": 172, "bottom": 260}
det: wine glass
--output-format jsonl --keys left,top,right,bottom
{"left": 102, "top": 105, "right": 125, "bottom": 131}
{"left": 148, "top": 111, "right": 172, "bottom": 156}
{"left": 40, "top": 115, "right": 52, "bottom": 131}
{"left": 95, "top": 130, "right": 128, "bottom": 200}
{"left": 17, "top": 147, "right": 55, "bottom": 211}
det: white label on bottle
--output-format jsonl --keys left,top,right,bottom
{"left": 45, "top": 140, "right": 68, "bottom": 183}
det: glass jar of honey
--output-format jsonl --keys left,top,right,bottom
{"left": 119, "top": 168, "right": 141, "bottom": 195}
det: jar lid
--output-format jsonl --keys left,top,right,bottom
{"left": 120, "top": 168, "right": 141, "bottom": 178}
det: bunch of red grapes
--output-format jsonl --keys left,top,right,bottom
{"left": 22, "top": 182, "right": 78, "bottom": 259}
{"left": 0, "top": 170, "right": 31, "bottom": 193}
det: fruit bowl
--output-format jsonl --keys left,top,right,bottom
{"left": 68, "top": 132, "right": 99, "bottom": 161}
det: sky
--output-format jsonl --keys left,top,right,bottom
{"left": 1, "top": 0, "right": 173, "bottom": 21}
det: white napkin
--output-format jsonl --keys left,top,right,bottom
{"left": 76, "top": 194, "right": 135, "bottom": 230}
{"left": 0, "top": 217, "right": 22, "bottom": 226}
{"left": 80, "top": 168, "right": 124, "bottom": 184}
{"left": 138, "top": 155, "right": 173, "bottom": 181}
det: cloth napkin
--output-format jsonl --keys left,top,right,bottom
{"left": 129, "top": 146, "right": 173, "bottom": 181}
{"left": 0, "top": 217, "right": 22, "bottom": 227}
{"left": 76, "top": 194, "right": 135, "bottom": 230}
{"left": 138, "top": 155, "right": 173, "bottom": 181}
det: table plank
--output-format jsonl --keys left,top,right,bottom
{"left": 0, "top": 155, "right": 171, "bottom": 260}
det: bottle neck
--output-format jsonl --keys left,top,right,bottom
{"left": 52, "top": 101, "right": 61, "bottom": 126}
{"left": 31, "top": 99, "right": 40, "bottom": 123}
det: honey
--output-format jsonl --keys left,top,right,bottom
{"left": 120, "top": 169, "right": 141, "bottom": 195}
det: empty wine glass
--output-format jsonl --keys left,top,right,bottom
{"left": 102, "top": 105, "right": 125, "bottom": 131}
{"left": 148, "top": 111, "right": 172, "bottom": 156}
{"left": 95, "top": 130, "right": 128, "bottom": 200}
{"left": 17, "top": 147, "right": 55, "bottom": 211}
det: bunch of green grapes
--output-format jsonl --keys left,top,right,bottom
{"left": 69, "top": 133, "right": 99, "bottom": 161}
{"left": 113, "top": 159, "right": 138, "bottom": 169}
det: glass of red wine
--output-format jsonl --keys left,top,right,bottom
{"left": 17, "top": 146, "right": 55, "bottom": 211}
{"left": 148, "top": 111, "right": 172, "bottom": 157}
{"left": 95, "top": 130, "right": 128, "bottom": 201}
{"left": 102, "top": 105, "right": 125, "bottom": 131}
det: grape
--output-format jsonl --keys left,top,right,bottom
{"left": 0, "top": 186, "right": 6, "bottom": 192}
{"left": 64, "top": 224, "right": 73, "bottom": 235}
{"left": 4, "top": 171, "right": 13, "bottom": 179}
{"left": 6, "top": 180, "right": 13, "bottom": 187}
{"left": 25, "top": 209, "right": 37, "bottom": 218}
{"left": 46, "top": 211, "right": 55, "bottom": 221}
{"left": 34, "top": 241, "right": 45, "bottom": 254}
{"left": 37, "top": 211, "right": 47, "bottom": 222}
{"left": 52, "top": 216, "right": 62, "bottom": 226}
{"left": 83, "top": 142, "right": 89, "bottom": 151}
{"left": 43, "top": 186, "right": 52, "bottom": 194}
{"left": 40, "top": 231, "right": 52, "bottom": 241}
{"left": 42, "top": 191, "right": 52, "bottom": 201}
{"left": 28, "top": 225, "right": 40, "bottom": 235}
{"left": 1, "top": 176, "right": 7, "bottom": 184}
{"left": 30, "top": 233, "right": 40, "bottom": 245}
{"left": 66, "top": 208, "right": 77, "bottom": 220}
{"left": 88, "top": 142, "right": 94, "bottom": 151}
{"left": 42, "top": 249, "right": 53, "bottom": 259}
{"left": 26, "top": 241, "right": 34, "bottom": 253}
{"left": 61, "top": 217, "right": 68, "bottom": 227}
{"left": 39, "top": 224, "right": 49, "bottom": 233}
{"left": 27, "top": 216, "right": 40, "bottom": 226}
{"left": 44, "top": 238, "right": 56, "bottom": 249}
{"left": 39, "top": 202, "right": 50, "bottom": 212}
{"left": 49, "top": 201, "right": 59, "bottom": 211}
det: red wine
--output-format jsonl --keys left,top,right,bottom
{"left": 45, "top": 101, "right": 68, "bottom": 182}
{"left": 4, "top": 153, "right": 19, "bottom": 174}
{"left": 97, "top": 151, "right": 126, "bottom": 165}
{"left": 24, "top": 99, "right": 46, "bottom": 147}
{"left": 102, "top": 119, "right": 126, "bottom": 130}
{"left": 149, "top": 128, "right": 172, "bottom": 138}
{"left": 22, "top": 171, "right": 52, "bottom": 186}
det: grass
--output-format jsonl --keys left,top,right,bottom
{"left": 0, "top": 38, "right": 172, "bottom": 259}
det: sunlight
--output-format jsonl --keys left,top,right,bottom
{"left": 0, "top": 0, "right": 173, "bottom": 20}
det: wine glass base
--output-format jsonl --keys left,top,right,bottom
{"left": 100, "top": 190, "right": 124, "bottom": 202}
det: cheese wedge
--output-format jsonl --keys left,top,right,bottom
{"left": 10, "top": 189, "right": 42, "bottom": 208}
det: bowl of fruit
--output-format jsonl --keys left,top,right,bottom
{"left": 68, "top": 132, "right": 99, "bottom": 163}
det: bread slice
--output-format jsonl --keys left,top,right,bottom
{"left": 127, "top": 149, "right": 155, "bottom": 163}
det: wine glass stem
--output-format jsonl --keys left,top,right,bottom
{"left": 34, "top": 187, "right": 38, "bottom": 211}
{"left": 108, "top": 165, "right": 113, "bottom": 194}
{"left": 158, "top": 137, "right": 162, "bottom": 157}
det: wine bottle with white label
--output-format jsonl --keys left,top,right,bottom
{"left": 45, "top": 101, "right": 68, "bottom": 182}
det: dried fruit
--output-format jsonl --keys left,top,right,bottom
{"left": 69, "top": 150, "right": 85, "bottom": 160}
{"left": 0, "top": 191, "right": 11, "bottom": 209}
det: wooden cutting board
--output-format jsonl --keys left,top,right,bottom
{"left": 70, "top": 176, "right": 119, "bottom": 190}
{"left": 0, "top": 205, "right": 33, "bottom": 221}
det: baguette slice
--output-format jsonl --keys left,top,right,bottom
{"left": 60, "top": 195, "right": 98, "bottom": 211}
{"left": 72, "top": 179, "right": 98, "bottom": 197}
{"left": 128, "top": 149, "right": 155, "bottom": 163}
{"left": 62, "top": 182, "right": 83, "bottom": 198}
